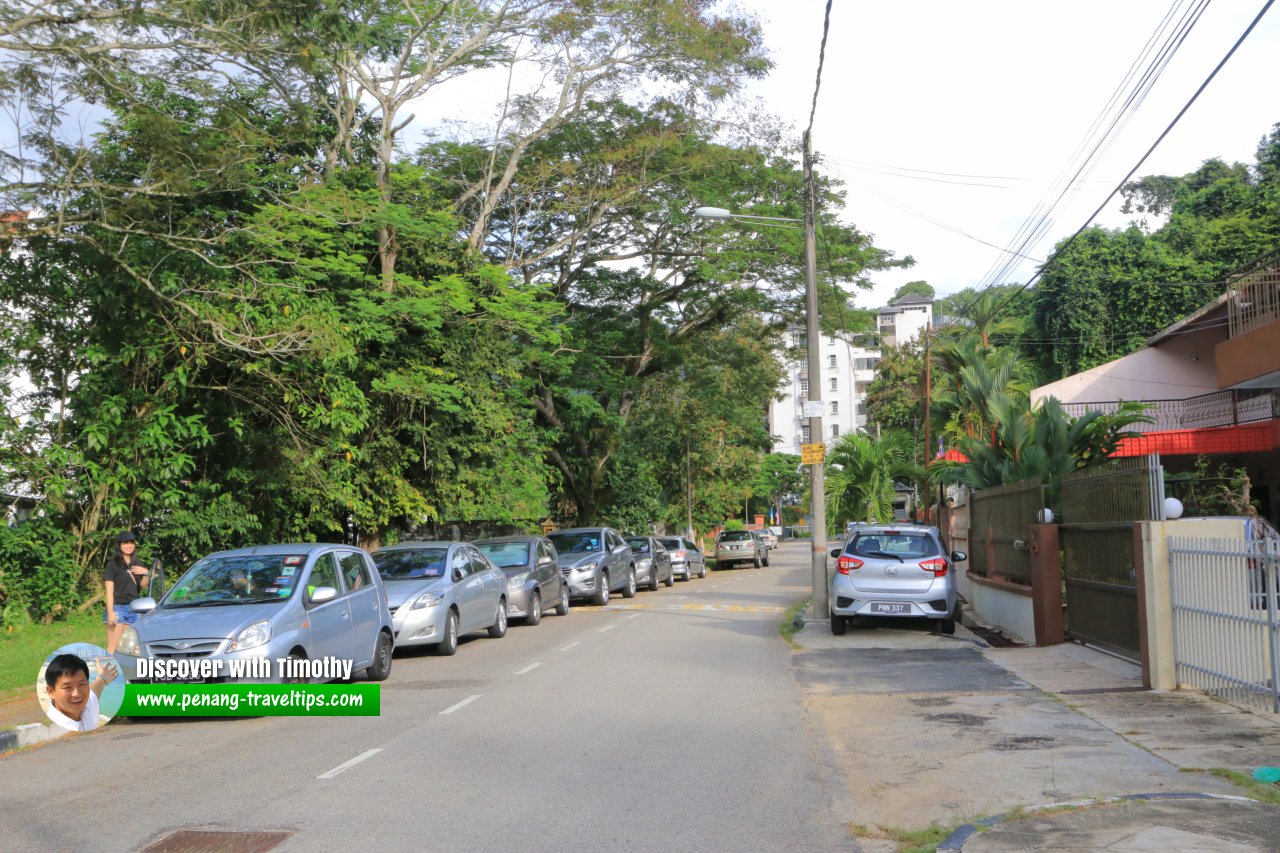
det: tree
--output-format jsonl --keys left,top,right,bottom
{"left": 865, "top": 343, "right": 925, "bottom": 434}
{"left": 752, "top": 453, "right": 804, "bottom": 522}
{"left": 891, "top": 280, "right": 934, "bottom": 303}
{"left": 824, "top": 432, "right": 919, "bottom": 529}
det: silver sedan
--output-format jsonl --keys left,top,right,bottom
{"left": 373, "top": 542, "right": 509, "bottom": 655}
{"left": 474, "top": 535, "right": 570, "bottom": 625}
{"left": 626, "top": 536, "right": 675, "bottom": 591}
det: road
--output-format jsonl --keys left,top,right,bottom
{"left": 1, "top": 542, "right": 853, "bottom": 852}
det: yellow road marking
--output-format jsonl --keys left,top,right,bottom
{"left": 599, "top": 603, "right": 787, "bottom": 614}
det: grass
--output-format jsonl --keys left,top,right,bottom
{"left": 848, "top": 821, "right": 953, "bottom": 853}
{"left": 0, "top": 611, "right": 105, "bottom": 702}
{"left": 779, "top": 598, "right": 809, "bottom": 646}
{"left": 1206, "top": 768, "right": 1280, "bottom": 805}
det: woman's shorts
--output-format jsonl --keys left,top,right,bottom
{"left": 104, "top": 605, "right": 139, "bottom": 625}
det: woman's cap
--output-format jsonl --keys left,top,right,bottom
{"left": 116, "top": 531, "right": 136, "bottom": 544}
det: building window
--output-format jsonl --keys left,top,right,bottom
{"left": 829, "top": 377, "right": 837, "bottom": 392}
{"left": 799, "top": 379, "right": 808, "bottom": 395}
{"left": 801, "top": 424, "right": 811, "bottom": 442}
{"left": 857, "top": 403, "right": 867, "bottom": 416}
{"left": 828, "top": 335, "right": 837, "bottom": 346}
{"left": 831, "top": 424, "right": 840, "bottom": 437}
{"left": 854, "top": 358, "right": 880, "bottom": 371}
{"left": 828, "top": 354, "right": 837, "bottom": 368}
{"left": 831, "top": 400, "right": 839, "bottom": 415}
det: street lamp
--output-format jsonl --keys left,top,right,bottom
{"left": 693, "top": 143, "right": 829, "bottom": 619}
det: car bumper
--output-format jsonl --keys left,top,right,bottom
{"left": 117, "top": 642, "right": 290, "bottom": 685}
{"left": 506, "top": 585, "right": 537, "bottom": 617}
{"left": 565, "top": 572, "right": 603, "bottom": 599}
{"left": 671, "top": 560, "right": 690, "bottom": 577}
{"left": 828, "top": 586, "right": 956, "bottom": 620}
{"left": 391, "top": 605, "right": 451, "bottom": 647}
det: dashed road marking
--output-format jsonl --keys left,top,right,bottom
{"left": 439, "top": 694, "right": 481, "bottom": 715}
{"left": 317, "top": 749, "right": 381, "bottom": 779}
{"left": 561, "top": 641, "right": 580, "bottom": 651}
{"left": 598, "top": 624, "right": 616, "bottom": 633}
{"left": 514, "top": 662, "right": 542, "bottom": 676}
{"left": 626, "top": 614, "right": 640, "bottom": 620}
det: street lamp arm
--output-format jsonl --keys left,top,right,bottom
{"left": 693, "top": 206, "right": 802, "bottom": 224}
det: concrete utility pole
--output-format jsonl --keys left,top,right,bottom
{"left": 802, "top": 131, "right": 829, "bottom": 619}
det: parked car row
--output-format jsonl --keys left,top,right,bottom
{"left": 113, "top": 527, "right": 722, "bottom": 684}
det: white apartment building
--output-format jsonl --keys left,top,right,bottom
{"left": 878, "top": 293, "right": 933, "bottom": 349}
{"left": 769, "top": 328, "right": 880, "bottom": 454}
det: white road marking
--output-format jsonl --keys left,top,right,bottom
{"left": 439, "top": 694, "right": 481, "bottom": 715}
{"left": 561, "top": 641, "right": 581, "bottom": 651}
{"left": 598, "top": 624, "right": 616, "bottom": 633}
{"left": 514, "top": 662, "right": 542, "bottom": 676}
{"left": 317, "top": 749, "right": 381, "bottom": 780}
{"left": 677, "top": 595, "right": 688, "bottom": 600}
{"left": 626, "top": 614, "right": 640, "bottom": 620}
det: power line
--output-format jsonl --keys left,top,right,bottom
{"left": 806, "top": 0, "right": 835, "bottom": 139}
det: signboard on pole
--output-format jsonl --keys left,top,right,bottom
{"left": 802, "top": 400, "right": 825, "bottom": 418}
{"left": 801, "top": 443, "right": 826, "bottom": 465}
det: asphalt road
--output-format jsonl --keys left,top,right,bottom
{"left": 1, "top": 542, "right": 852, "bottom": 852}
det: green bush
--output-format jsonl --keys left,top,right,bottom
{"left": 0, "top": 517, "right": 85, "bottom": 626}
{"left": 723, "top": 518, "right": 745, "bottom": 531}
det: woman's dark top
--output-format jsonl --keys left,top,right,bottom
{"left": 104, "top": 555, "right": 146, "bottom": 606}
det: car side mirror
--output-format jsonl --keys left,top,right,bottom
{"left": 129, "top": 597, "right": 157, "bottom": 613}
{"left": 453, "top": 569, "right": 465, "bottom": 582}
{"left": 310, "top": 586, "right": 338, "bottom": 604}
{"left": 829, "top": 549, "right": 842, "bottom": 559}
{"left": 951, "top": 551, "right": 967, "bottom": 563}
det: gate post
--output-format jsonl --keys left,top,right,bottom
{"left": 1028, "top": 524, "right": 1064, "bottom": 645}
{"left": 1135, "top": 521, "right": 1175, "bottom": 690}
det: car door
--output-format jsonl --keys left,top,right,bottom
{"left": 467, "top": 546, "right": 502, "bottom": 623}
{"left": 304, "top": 552, "right": 354, "bottom": 669}
{"left": 535, "top": 539, "right": 560, "bottom": 600}
{"left": 683, "top": 538, "right": 704, "bottom": 573}
{"left": 449, "top": 548, "right": 481, "bottom": 631}
{"left": 606, "top": 530, "right": 628, "bottom": 590}
{"left": 337, "top": 550, "right": 380, "bottom": 666}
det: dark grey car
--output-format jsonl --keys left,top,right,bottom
{"left": 548, "top": 527, "right": 636, "bottom": 605}
{"left": 657, "top": 536, "right": 706, "bottom": 580}
{"left": 475, "top": 535, "right": 570, "bottom": 625}
{"left": 626, "top": 536, "right": 675, "bottom": 591}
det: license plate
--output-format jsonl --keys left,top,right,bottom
{"left": 870, "top": 602, "right": 910, "bottom": 615}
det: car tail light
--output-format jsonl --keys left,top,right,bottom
{"left": 837, "top": 556, "right": 863, "bottom": 575}
{"left": 672, "top": 551, "right": 685, "bottom": 559}
{"left": 919, "top": 558, "right": 948, "bottom": 577}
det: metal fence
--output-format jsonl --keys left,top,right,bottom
{"left": 1060, "top": 388, "right": 1279, "bottom": 434}
{"left": 1227, "top": 249, "right": 1280, "bottom": 337}
{"left": 968, "top": 479, "right": 1044, "bottom": 585}
{"left": 1168, "top": 534, "right": 1280, "bottom": 714}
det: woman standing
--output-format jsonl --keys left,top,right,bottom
{"left": 104, "top": 531, "right": 150, "bottom": 654}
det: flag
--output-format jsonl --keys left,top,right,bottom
{"left": 935, "top": 436, "right": 944, "bottom": 459}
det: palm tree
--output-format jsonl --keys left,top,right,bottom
{"left": 824, "top": 431, "right": 920, "bottom": 530}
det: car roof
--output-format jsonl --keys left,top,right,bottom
{"left": 207, "top": 543, "right": 353, "bottom": 558}
{"left": 548, "top": 527, "right": 606, "bottom": 535}
{"left": 474, "top": 536, "right": 537, "bottom": 545}
{"left": 849, "top": 524, "right": 939, "bottom": 535}
{"left": 373, "top": 541, "right": 457, "bottom": 552}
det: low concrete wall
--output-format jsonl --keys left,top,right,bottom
{"left": 968, "top": 575, "right": 1036, "bottom": 645}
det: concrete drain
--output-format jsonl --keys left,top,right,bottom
{"left": 142, "top": 830, "right": 292, "bottom": 852}
{"left": 991, "top": 735, "right": 1056, "bottom": 750}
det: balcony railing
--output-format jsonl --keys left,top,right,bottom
{"left": 1228, "top": 250, "right": 1280, "bottom": 337}
{"left": 1061, "top": 388, "right": 1280, "bottom": 433}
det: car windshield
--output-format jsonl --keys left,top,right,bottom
{"left": 164, "top": 555, "right": 303, "bottom": 607}
{"left": 658, "top": 538, "right": 683, "bottom": 550}
{"left": 374, "top": 547, "right": 449, "bottom": 580}
{"left": 475, "top": 541, "right": 529, "bottom": 568}
{"left": 718, "top": 531, "right": 753, "bottom": 542}
{"left": 548, "top": 532, "right": 602, "bottom": 553}
{"left": 849, "top": 532, "right": 939, "bottom": 559}
{"left": 626, "top": 538, "right": 650, "bottom": 554}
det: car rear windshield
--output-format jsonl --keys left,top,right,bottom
{"left": 164, "top": 555, "right": 304, "bottom": 607}
{"left": 475, "top": 541, "right": 529, "bottom": 568}
{"left": 847, "top": 532, "right": 940, "bottom": 559}
{"left": 718, "top": 531, "right": 753, "bottom": 542}
{"left": 374, "top": 547, "right": 449, "bottom": 580}
{"left": 626, "top": 538, "right": 650, "bottom": 554}
{"left": 548, "top": 532, "right": 602, "bottom": 553}
{"left": 658, "top": 538, "right": 683, "bottom": 549}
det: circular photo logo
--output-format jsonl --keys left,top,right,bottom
{"left": 37, "top": 643, "right": 125, "bottom": 732}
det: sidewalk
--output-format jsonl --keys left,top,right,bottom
{"left": 790, "top": 618, "right": 1280, "bottom": 852}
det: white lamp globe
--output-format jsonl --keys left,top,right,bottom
{"left": 1163, "top": 497, "right": 1184, "bottom": 520}
{"left": 1036, "top": 507, "right": 1054, "bottom": 524}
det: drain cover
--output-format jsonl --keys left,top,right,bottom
{"left": 142, "top": 830, "right": 291, "bottom": 853}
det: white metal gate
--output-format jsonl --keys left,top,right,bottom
{"left": 1168, "top": 531, "right": 1280, "bottom": 713}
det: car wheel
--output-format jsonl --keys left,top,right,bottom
{"left": 830, "top": 613, "right": 847, "bottom": 636}
{"left": 752, "top": 554, "right": 762, "bottom": 568}
{"left": 762, "top": 552, "right": 770, "bottom": 567}
{"left": 663, "top": 569, "right": 674, "bottom": 588}
{"left": 365, "top": 631, "right": 393, "bottom": 681}
{"left": 649, "top": 566, "right": 660, "bottom": 592}
{"left": 938, "top": 616, "right": 956, "bottom": 636}
{"left": 489, "top": 599, "right": 508, "bottom": 638}
{"left": 282, "top": 652, "right": 308, "bottom": 683}
{"left": 555, "top": 585, "right": 571, "bottom": 616}
{"left": 594, "top": 574, "right": 610, "bottom": 606}
{"left": 622, "top": 567, "right": 637, "bottom": 598}
{"left": 436, "top": 610, "right": 459, "bottom": 656}
{"left": 698, "top": 565, "right": 707, "bottom": 579}
{"left": 525, "top": 591, "right": 542, "bottom": 626}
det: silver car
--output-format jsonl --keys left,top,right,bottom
{"left": 658, "top": 536, "right": 706, "bottom": 580}
{"left": 373, "top": 542, "right": 508, "bottom": 655}
{"left": 715, "top": 529, "right": 767, "bottom": 568}
{"left": 474, "top": 535, "right": 570, "bottom": 625}
{"left": 116, "top": 543, "right": 394, "bottom": 684}
{"left": 626, "top": 536, "right": 675, "bottom": 591}
{"left": 828, "top": 524, "right": 966, "bottom": 635}
{"left": 548, "top": 527, "right": 636, "bottom": 605}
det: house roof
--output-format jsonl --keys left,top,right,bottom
{"left": 892, "top": 293, "right": 934, "bottom": 306}
{"left": 1146, "top": 290, "right": 1231, "bottom": 347}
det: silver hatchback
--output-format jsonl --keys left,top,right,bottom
{"left": 828, "top": 524, "right": 966, "bottom": 635}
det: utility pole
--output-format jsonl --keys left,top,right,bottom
{"left": 802, "top": 130, "right": 829, "bottom": 619}
{"left": 923, "top": 323, "right": 932, "bottom": 523}
{"left": 686, "top": 442, "right": 694, "bottom": 540}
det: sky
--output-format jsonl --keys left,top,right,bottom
{"left": 738, "top": 0, "right": 1280, "bottom": 309}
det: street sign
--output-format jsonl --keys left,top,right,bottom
{"left": 801, "top": 443, "right": 825, "bottom": 465}
{"left": 802, "top": 400, "right": 824, "bottom": 418}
